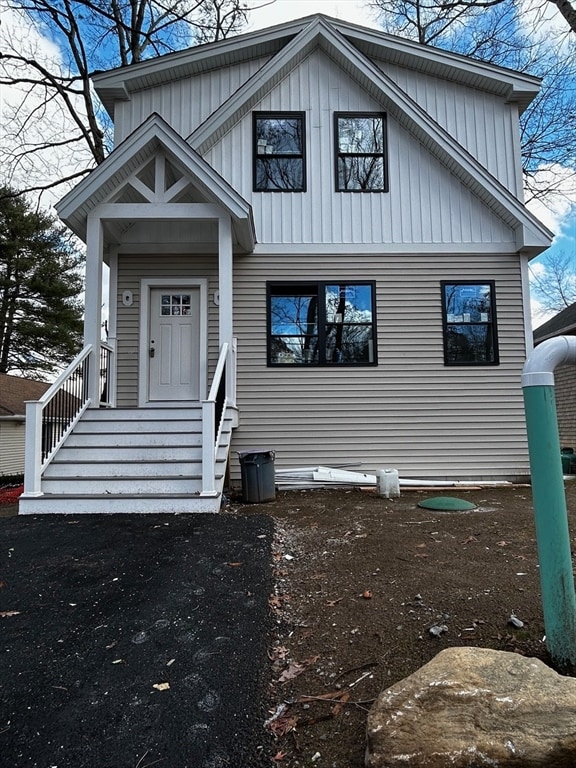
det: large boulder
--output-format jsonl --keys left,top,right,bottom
{"left": 366, "top": 647, "right": 576, "bottom": 767}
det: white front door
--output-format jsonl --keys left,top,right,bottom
{"left": 148, "top": 287, "right": 201, "bottom": 401}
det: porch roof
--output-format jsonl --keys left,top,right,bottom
{"left": 56, "top": 114, "right": 256, "bottom": 253}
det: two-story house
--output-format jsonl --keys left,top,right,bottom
{"left": 20, "top": 14, "right": 552, "bottom": 513}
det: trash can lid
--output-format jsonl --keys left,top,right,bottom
{"left": 236, "top": 448, "right": 275, "bottom": 457}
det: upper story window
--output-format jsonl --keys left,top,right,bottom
{"left": 335, "top": 113, "right": 388, "bottom": 192}
{"left": 441, "top": 281, "right": 499, "bottom": 365}
{"left": 268, "top": 282, "right": 377, "bottom": 366}
{"left": 253, "top": 112, "right": 306, "bottom": 192}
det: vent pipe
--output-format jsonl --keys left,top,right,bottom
{"left": 522, "top": 335, "right": 576, "bottom": 666}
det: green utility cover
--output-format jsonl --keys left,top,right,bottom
{"left": 418, "top": 496, "right": 477, "bottom": 511}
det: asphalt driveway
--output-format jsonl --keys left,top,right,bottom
{"left": 0, "top": 512, "right": 274, "bottom": 768}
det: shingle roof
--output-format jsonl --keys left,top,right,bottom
{"left": 534, "top": 303, "right": 576, "bottom": 343}
{"left": 0, "top": 374, "right": 51, "bottom": 417}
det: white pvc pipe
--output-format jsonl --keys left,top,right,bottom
{"left": 522, "top": 335, "right": 576, "bottom": 387}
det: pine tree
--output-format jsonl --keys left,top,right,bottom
{"left": 0, "top": 188, "right": 84, "bottom": 379}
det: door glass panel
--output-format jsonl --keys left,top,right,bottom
{"left": 160, "top": 294, "right": 192, "bottom": 316}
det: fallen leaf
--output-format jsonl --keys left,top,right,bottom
{"left": 278, "top": 662, "right": 305, "bottom": 682}
{"left": 152, "top": 682, "right": 170, "bottom": 691}
{"left": 461, "top": 535, "right": 478, "bottom": 545}
{"left": 326, "top": 598, "right": 343, "bottom": 606}
{"left": 273, "top": 751, "right": 287, "bottom": 761}
{"left": 227, "top": 561, "right": 243, "bottom": 567}
{"left": 496, "top": 540, "right": 509, "bottom": 547}
{"left": 0, "top": 580, "right": 6, "bottom": 588}
{"left": 269, "top": 715, "right": 298, "bottom": 737}
{"left": 0, "top": 610, "right": 20, "bottom": 617}
{"left": 361, "top": 590, "right": 373, "bottom": 599}
{"left": 112, "top": 659, "right": 124, "bottom": 664}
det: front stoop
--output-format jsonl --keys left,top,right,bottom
{"left": 19, "top": 406, "right": 232, "bottom": 514}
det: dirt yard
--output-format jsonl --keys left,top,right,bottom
{"left": 234, "top": 480, "right": 576, "bottom": 768}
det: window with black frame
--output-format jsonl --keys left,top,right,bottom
{"left": 335, "top": 113, "right": 388, "bottom": 192}
{"left": 268, "top": 282, "right": 377, "bottom": 365}
{"left": 441, "top": 281, "right": 499, "bottom": 365}
{"left": 253, "top": 113, "right": 305, "bottom": 191}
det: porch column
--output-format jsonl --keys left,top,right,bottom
{"left": 218, "top": 215, "right": 233, "bottom": 346}
{"left": 84, "top": 214, "right": 104, "bottom": 406}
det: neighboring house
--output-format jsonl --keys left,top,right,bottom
{"left": 20, "top": 14, "right": 552, "bottom": 513}
{"left": 0, "top": 374, "right": 50, "bottom": 477}
{"left": 534, "top": 303, "right": 576, "bottom": 450}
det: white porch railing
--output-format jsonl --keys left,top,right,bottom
{"left": 201, "top": 339, "right": 237, "bottom": 497}
{"left": 23, "top": 342, "right": 114, "bottom": 497}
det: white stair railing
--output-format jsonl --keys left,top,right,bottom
{"left": 23, "top": 343, "right": 113, "bottom": 497}
{"left": 201, "top": 339, "right": 236, "bottom": 497}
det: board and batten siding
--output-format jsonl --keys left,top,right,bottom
{"left": 0, "top": 421, "right": 26, "bottom": 475}
{"left": 117, "top": 47, "right": 523, "bottom": 210}
{"left": 112, "top": 57, "right": 270, "bottom": 145}
{"left": 115, "top": 254, "right": 220, "bottom": 406}
{"left": 229, "top": 252, "right": 530, "bottom": 482}
{"left": 375, "top": 59, "right": 522, "bottom": 197}
{"left": 203, "top": 50, "right": 517, "bottom": 247}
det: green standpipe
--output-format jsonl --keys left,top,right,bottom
{"left": 522, "top": 336, "right": 576, "bottom": 666}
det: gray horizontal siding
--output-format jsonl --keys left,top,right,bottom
{"left": 229, "top": 252, "right": 530, "bottom": 482}
{"left": 0, "top": 422, "right": 25, "bottom": 475}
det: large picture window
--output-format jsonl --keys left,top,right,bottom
{"left": 268, "top": 282, "right": 377, "bottom": 365}
{"left": 441, "top": 281, "right": 499, "bottom": 365}
{"left": 253, "top": 113, "right": 305, "bottom": 191}
{"left": 335, "top": 113, "right": 388, "bottom": 192}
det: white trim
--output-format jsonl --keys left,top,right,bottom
{"left": 520, "top": 255, "right": 534, "bottom": 356}
{"left": 252, "top": 243, "right": 520, "bottom": 255}
{"left": 138, "top": 277, "right": 208, "bottom": 407}
{"left": 93, "top": 15, "right": 540, "bottom": 114}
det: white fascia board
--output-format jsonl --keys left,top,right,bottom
{"left": 93, "top": 14, "right": 540, "bottom": 119}
{"left": 93, "top": 18, "right": 309, "bottom": 117}
{"left": 330, "top": 19, "right": 541, "bottom": 111}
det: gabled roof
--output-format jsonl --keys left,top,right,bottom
{"left": 56, "top": 113, "right": 256, "bottom": 252}
{"left": 91, "top": 14, "right": 551, "bottom": 255}
{"left": 0, "top": 374, "right": 50, "bottom": 418}
{"left": 93, "top": 14, "right": 541, "bottom": 118}
{"left": 188, "top": 16, "right": 551, "bottom": 254}
{"left": 534, "top": 302, "right": 576, "bottom": 342}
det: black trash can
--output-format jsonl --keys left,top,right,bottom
{"left": 237, "top": 449, "right": 276, "bottom": 503}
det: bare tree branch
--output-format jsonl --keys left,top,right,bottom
{"left": 0, "top": 0, "right": 263, "bottom": 202}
